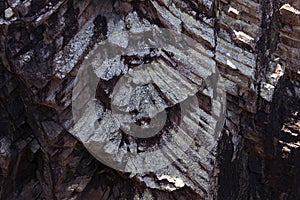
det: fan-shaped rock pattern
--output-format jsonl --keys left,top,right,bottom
{"left": 70, "top": 23, "right": 226, "bottom": 197}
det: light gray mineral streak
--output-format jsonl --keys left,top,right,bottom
{"left": 125, "top": 12, "right": 151, "bottom": 33}
{"left": 4, "top": 7, "right": 14, "bottom": 19}
{"left": 55, "top": 18, "right": 95, "bottom": 79}
{"left": 260, "top": 82, "right": 275, "bottom": 102}
{"left": 93, "top": 55, "right": 128, "bottom": 80}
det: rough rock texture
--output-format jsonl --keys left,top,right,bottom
{"left": 0, "top": 0, "right": 299, "bottom": 199}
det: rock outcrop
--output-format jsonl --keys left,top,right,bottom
{"left": 0, "top": 0, "right": 299, "bottom": 199}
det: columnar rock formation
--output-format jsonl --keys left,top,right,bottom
{"left": 0, "top": 0, "right": 299, "bottom": 199}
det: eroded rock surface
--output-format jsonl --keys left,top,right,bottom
{"left": 0, "top": 0, "right": 300, "bottom": 199}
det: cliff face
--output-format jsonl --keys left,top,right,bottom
{"left": 0, "top": 0, "right": 299, "bottom": 199}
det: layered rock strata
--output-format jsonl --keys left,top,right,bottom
{"left": 0, "top": 0, "right": 299, "bottom": 199}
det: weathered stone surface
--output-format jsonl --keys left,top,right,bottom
{"left": 0, "top": 0, "right": 300, "bottom": 199}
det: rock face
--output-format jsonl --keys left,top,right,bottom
{"left": 0, "top": 0, "right": 299, "bottom": 200}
